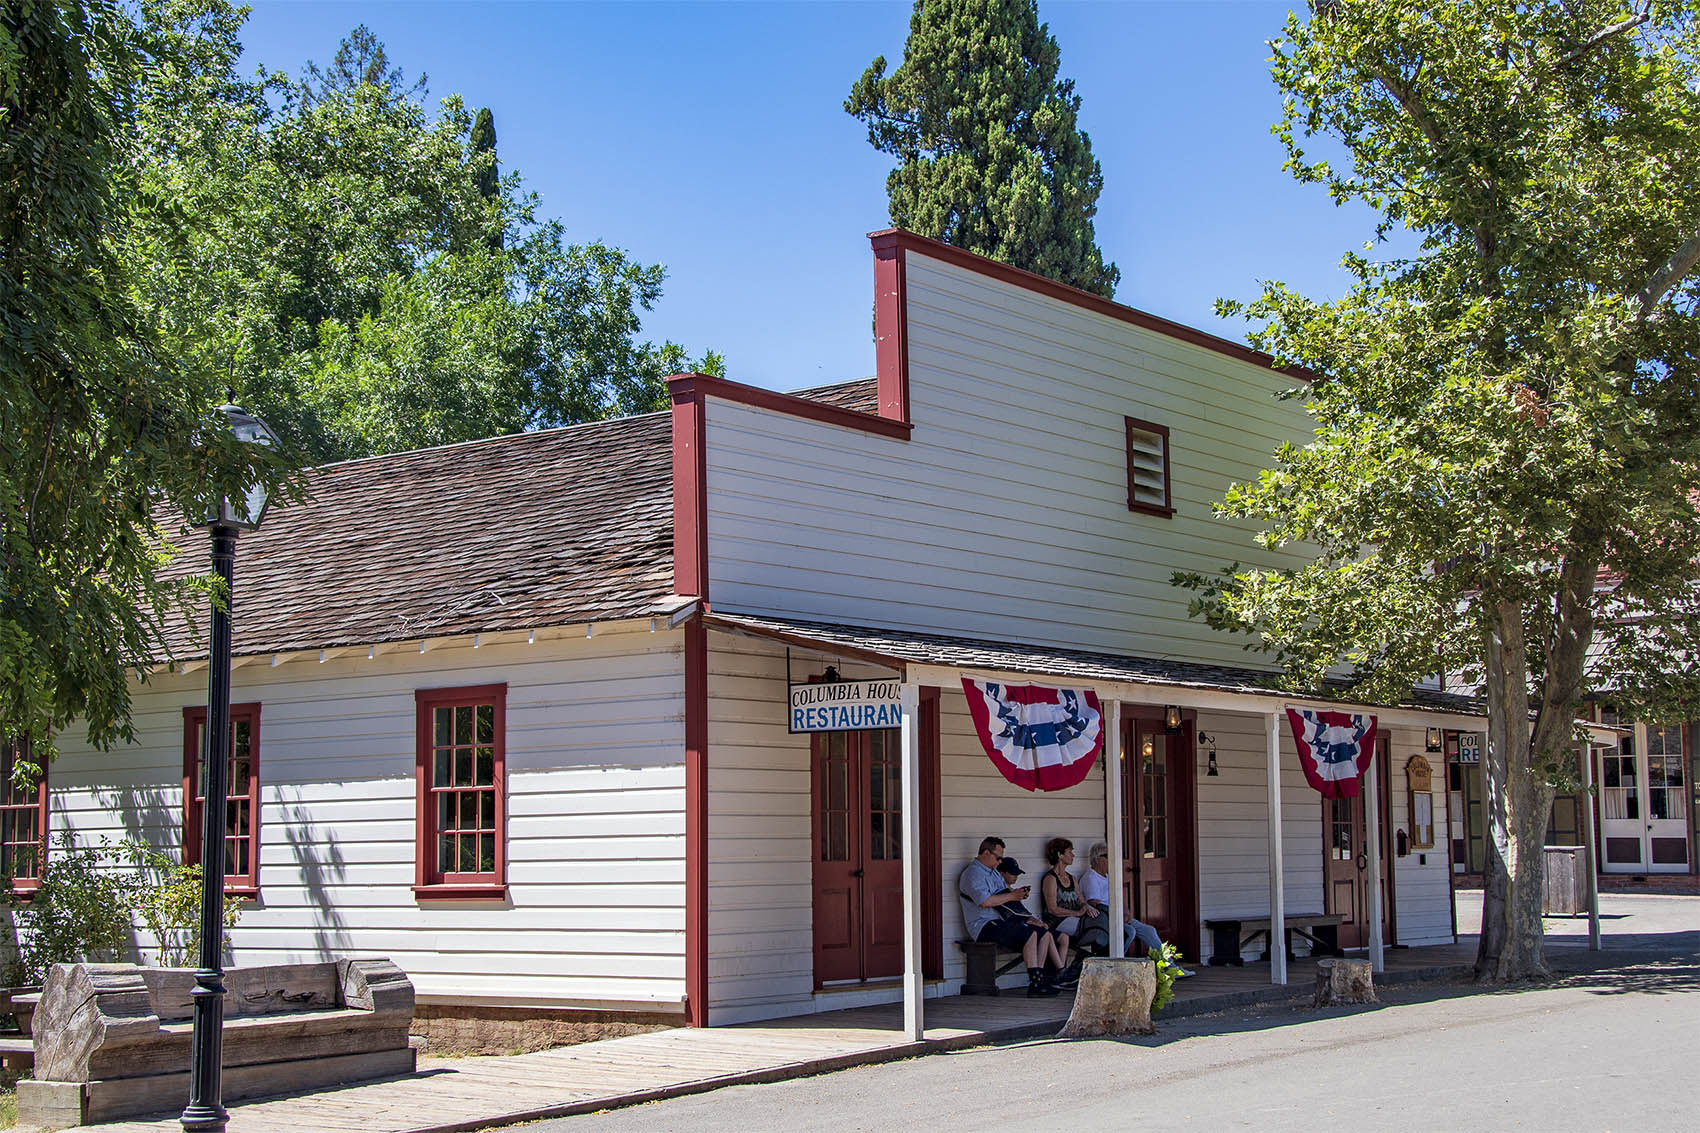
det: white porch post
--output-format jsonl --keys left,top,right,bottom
{"left": 1266, "top": 711, "right": 1287, "bottom": 985}
{"left": 899, "top": 682, "right": 924, "bottom": 1041}
{"left": 1104, "top": 699, "right": 1125, "bottom": 958}
{"left": 1582, "top": 741, "right": 1601, "bottom": 951}
{"left": 1365, "top": 754, "right": 1385, "bottom": 974}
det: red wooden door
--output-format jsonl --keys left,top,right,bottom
{"left": 812, "top": 728, "right": 903, "bottom": 984}
{"left": 1121, "top": 714, "right": 1199, "bottom": 959}
{"left": 1323, "top": 740, "right": 1394, "bottom": 949}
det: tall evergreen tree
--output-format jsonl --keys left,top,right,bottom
{"left": 846, "top": 0, "right": 1119, "bottom": 297}
{"left": 300, "top": 22, "right": 425, "bottom": 107}
{"left": 469, "top": 105, "right": 502, "bottom": 252}
{"left": 470, "top": 106, "right": 498, "bottom": 201}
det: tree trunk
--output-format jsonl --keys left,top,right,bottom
{"left": 1476, "top": 598, "right": 1555, "bottom": 981}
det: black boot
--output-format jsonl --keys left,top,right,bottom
{"left": 1057, "top": 955, "right": 1083, "bottom": 988}
{"left": 1027, "top": 966, "right": 1060, "bottom": 997}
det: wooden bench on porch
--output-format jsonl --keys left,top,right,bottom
{"left": 1203, "top": 913, "right": 1346, "bottom": 966}
{"left": 955, "top": 939, "right": 1028, "bottom": 995}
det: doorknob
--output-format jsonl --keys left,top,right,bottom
{"left": 850, "top": 868, "right": 865, "bottom": 878}
{"left": 1356, "top": 854, "right": 1367, "bottom": 871}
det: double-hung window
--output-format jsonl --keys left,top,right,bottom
{"left": 414, "top": 684, "right": 507, "bottom": 900}
{"left": 0, "top": 738, "right": 48, "bottom": 892}
{"left": 182, "top": 703, "right": 262, "bottom": 896}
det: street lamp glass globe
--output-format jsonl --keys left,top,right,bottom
{"left": 209, "top": 403, "right": 279, "bottom": 530}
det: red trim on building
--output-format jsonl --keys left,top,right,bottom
{"left": 413, "top": 683, "right": 509, "bottom": 902}
{"left": 684, "top": 618, "right": 709, "bottom": 1027}
{"left": 182, "top": 702, "right": 263, "bottom": 898}
{"left": 669, "top": 373, "right": 912, "bottom": 441}
{"left": 670, "top": 383, "right": 709, "bottom": 600}
{"left": 871, "top": 233, "right": 912, "bottom": 423}
{"left": 867, "top": 229, "right": 1312, "bottom": 383}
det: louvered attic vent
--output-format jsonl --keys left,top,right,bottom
{"left": 1124, "top": 416, "right": 1174, "bottom": 517}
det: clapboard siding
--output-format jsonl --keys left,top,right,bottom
{"left": 1383, "top": 725, "right": 1455, "bottom": 946}
{"left": 43, "top": 627, "right": 689, "bottom": 1010}
{"left": 1191, "top": 715, "right": 1454, "bottom": 961}
{"left": 704, "top": 250, "right": 1316, "bottom": 665}
{"left": 1195, "top": 709, "right": 1325, "bottom": 959}
{"left": 705, "top": 633, "right": 1111, "bottom": 1021}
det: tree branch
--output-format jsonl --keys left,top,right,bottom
{"left": 25, "top": 409, "right": 58, "bottom": 548}
{"left": 1372, "top": 66, "right": 1446, "bottom": 151}
{"left": 1556, "top": 6, "right": 1651, "bottom": 69}
{"left": 1634, "top": 227, "right": 1700, "bottom": 318}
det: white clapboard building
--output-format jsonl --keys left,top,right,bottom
{"left": 28, "top": 231, "right": 1490, "bottom": 1030}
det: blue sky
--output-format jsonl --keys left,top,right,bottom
{"left": 241, "top": 1, "right": 1395, "bottom": 391}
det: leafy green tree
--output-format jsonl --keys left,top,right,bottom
{"left": 847, "top": 0, "right": 1119, "bottom": 297}
{"left": 1, "top": 0, "right": 279, "bottom": 765}
{"left": 1184, "top": 1, "right": 1700, "bottom": 981}
{"left": 130, "top": 11, "right": 717, "bottom": 463}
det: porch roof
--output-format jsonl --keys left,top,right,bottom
{"left": 702, "top": 610, "right": 1487, "bottom": 723}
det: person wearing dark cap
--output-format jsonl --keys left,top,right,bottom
{"left": 996, "top": 856, "right": 1074, "bottom": 986}
{"left": 958, "top": 836, "right": 1060, "bottom": 997}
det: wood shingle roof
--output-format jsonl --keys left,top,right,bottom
{"left": 157, "top": 410, "right": 675, "bottom": 661}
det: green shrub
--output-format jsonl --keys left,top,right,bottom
{"left": 1, "top": 832, "right": 133, "bottom": 985}
{"left": 121, "top": 841, "right": 242, "bottom": 968}
{"left": 1149, "top": 941, "right": 1183, "bottom": 1014}
{"left": 0, "top": 835, "right": 247, "bottom": 983}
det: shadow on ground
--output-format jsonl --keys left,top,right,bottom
{"left": 943, "top": 950, "right": 1700, "bottom": 1058}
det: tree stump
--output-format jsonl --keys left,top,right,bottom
{"left": 1313, "top": 958, "right": 1376, "bottom": 1007}
{"left": 1058, "top": 957, "right": 1156, "bottom": 1037}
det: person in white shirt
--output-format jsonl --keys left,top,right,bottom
{"left": 1078, "top": 841, "right": 1192, "bottom": 977}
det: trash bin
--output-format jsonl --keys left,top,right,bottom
{"left": 1543, "top": 845, "right": 1587, "bottom": 916}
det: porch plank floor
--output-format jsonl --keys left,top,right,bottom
{"left": 76, "top": 945, "right": 1475, "bottom": 1133}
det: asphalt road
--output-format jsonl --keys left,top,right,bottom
{"left": 530, "top": 953, "right": 1700, "bottom": 1133}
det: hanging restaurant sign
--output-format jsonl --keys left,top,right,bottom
{"left": 788, "top": 680, "right": 903, "bottom": 733}
{"left": 961, "top": 678, "right": 1103, "bottom": 793}
{"left": 1286, "top": 707, "right": 1378, "bottom": 799}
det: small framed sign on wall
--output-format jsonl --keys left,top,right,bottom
{"left": 1406, "top": 754, "right": 1435, "bottom": 850}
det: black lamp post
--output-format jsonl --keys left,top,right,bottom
{"left": 182, "top": 404, "right": 277, "bottom": 1133}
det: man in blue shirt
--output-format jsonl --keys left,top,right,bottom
{"left": 959, "top": 835, "right": 1059, "bottom": 996}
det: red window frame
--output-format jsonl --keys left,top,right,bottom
{"left": 414, "top": 684, "right": 508, "bottom": 901}
{"left": 1125, "top": 415, "right": 1175, "bottom": 518}
{"left": 182, "top": 703, "right": 263, "bottom": 897}
{"left": 0, "top": 738, "right": 48, "bottom": 893}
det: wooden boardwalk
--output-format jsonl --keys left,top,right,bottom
{"left": 79, "top": 945, "right": 1475, "bottom": 1133}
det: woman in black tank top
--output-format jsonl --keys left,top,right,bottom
{"left": 1041, "top": 836, "right": 1088, "bottom": 974}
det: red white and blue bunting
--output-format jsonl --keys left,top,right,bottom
{"left": 961, "top": 679, "right": 1104, "bottom": 792}
{"left": 1285, "top": 707, "right": 1378, "bottom": 799}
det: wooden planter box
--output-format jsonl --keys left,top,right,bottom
{"left": 17, "top": 958, "right": 415, "bottom": 1129}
